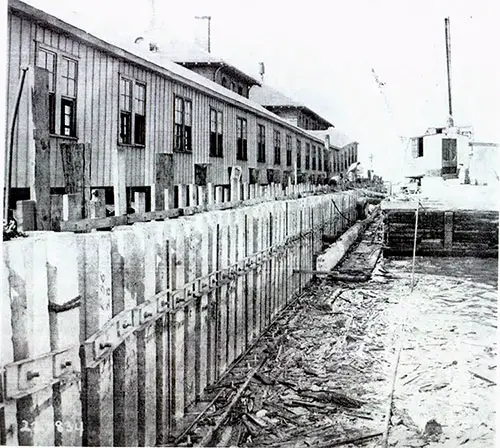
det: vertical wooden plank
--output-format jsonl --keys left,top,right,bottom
{"left": 80, "top": 233, "right": 113, "bottom": 447}
{"left": 166, "top": 220, "right": 186, "bottom": 426}
{"left": 132, "top": 223, "right": 156, "bottom": 447}
{"left": 190, "top": 215, "right": 208, "bottom": 399}
{"left": 216, "top": 217, "right": 229, "bottom": 378}
{"left": 226, "top": 210, "right": 236, "bottom": 366}
{"left": 245, "top": 210, "right": 254, "bottom": 348}
{"left": 32, "top": 67, "right": 51, "bottom": 230}
{"left": 444, "top": 212, "right": 454, "bottom": 249}
{"left": 5, "top": 236, "right": 54, "bottom": 446}
{"left": 15, "top": 200, "right": 37, "bottom": 232}
{"left": 110, "top": 227, "right": 142, "bottom": 447}
{"left": 205, "top": 212, "right": 218, "bottom": 387}
{"left": 235, "top": 209, "right": 245, "bottom": 357}
{"left": 253, "top": 208, "right": 262, "bottom": 339}
{"left": 183, "top": 219, "right": 198, "bottom": 408}
{"left": 134, "top": 192, "right": 146, "bottom": 214}
{"left": 46, "top": 233, "right": 82, "bottom": 447}
{"left": 150, "top": 221, "right": 170, "bottom": 444}
{"left": 1, "top": 243, "right": 17, "bottom": 445}
{"left": 261, "top": 204, "right": 269, "bottom": 328}
{"left": 60, "top": 143, "right": 92, "bottom": 218}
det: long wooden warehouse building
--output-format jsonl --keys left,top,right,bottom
{"left": 5, "top": 0, "right": 348, "bottom": 217}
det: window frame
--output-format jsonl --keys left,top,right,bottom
{"left": 118, "top": 76, "right": 147, "bottom": 147}
{"left": 236, "top": 116, "right": 248, "bottom": 161}
{"left": 286, "top": 134, "right": 292, "bottom": 167}
{"left": 173, "top": 95, "right": 193, "bottom": 153}
{"left": 305, "top": 142, "right": 310, "bottom": 170}
{"left": 209, "top": 107, "right": 224, "bottom": 158}
{"left": 273, "top": 129, "right": 281, "bottom": 166}
{"left": 35, "top": 44, "right": 79, "bottom": 138}
{"left": 257, "top": 124, "right": 266, "bottom": 163}
{"left": 296, "top": 139, "right": 302, "bottom": 169}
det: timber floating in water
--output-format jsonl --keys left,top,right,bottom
{"left": 381, "top": 195, "right": 499, "bottom": 258}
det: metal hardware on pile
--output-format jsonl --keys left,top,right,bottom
{"left": 4, "top": 345, "right": 79, "bottom": 399}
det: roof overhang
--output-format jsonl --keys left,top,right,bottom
{"left": 179, "top": 61, "right": 261, "bottom": 86}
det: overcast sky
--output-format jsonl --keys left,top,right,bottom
{"left": 5, "top": 0, "right": 500, "bottom": 179}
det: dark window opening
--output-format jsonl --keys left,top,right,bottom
{"left": 273, "top": 130, "right": 281, "bottom": 165}
{"left": 134, "top": 83, "right": 146, "bottom": 145}
{"left": 236, "top": 117, "right": 248, "bottom": 161}
{"left": 286, "top": 135, "right": 292, "bottom": 167}
{"left": 312, "top": 146, "right": 317, "bottom": 170}
{"left": 296, "top": 139, "right": 302, "bottom": 169}
{"left": 120, "top": 112, "right": 132, "bottom": 144}
{"left": 257, "top": 124, "right": 266, "bottom": 163}
{"left": 209, "top": 108, "right": 223, "bottom": 157}
{"left": 305, "top": 143, "right": 310, "bottom": 170}
{"left": 174, "top": 96, "right": 193, "bottom": 152}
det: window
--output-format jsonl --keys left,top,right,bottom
{"left": 257, "top": 124, "right": 266, "bottom": 163}
{"left": 36, "top": 47, "right": 79, "bottom": 136}
{"left": 273, "top": 130, "right": 281, "bottom": 165}
{"left": 210, "top": 108, "right": 223, "bottom": 157}
{"left": 60, "top": 57, "right": 77, "bottom": 137}
{"left": 312, "top": 145, "right": 317, "bottom": 170}
{"left": 236, "top": 117, "right": 247, "bottom": 161}
{"left": 318, "top": 148, "right": 322, "bottom": 171}
{"left": 296, "top": 139, "right": 302, "bottom": 169}
{"left": 174, "top": 96, "right": 192, "bottom": 152}
{"left": 286, "top": 135, "right": 292, "bottom": 166}
{"left": 119, "top": 78, "right": 146, "bottom": 145}
{"left": 120, "top": 79, "right": 132, "bottom": 144}
{"left": 134, "top": 83, "right": 146, "bottom": 145}
{"left": 237, "top": 85, "right": 243, "bottom": 95}
{"left": 305, "top": 143, "right": 310, "bottom": 170}
{"left": 323, "top": 149, "right": 328, "bottom": 172}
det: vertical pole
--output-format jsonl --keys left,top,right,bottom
{"left": 5, "top": 67, "right": 29, "bottom": 222}
{"left": 445, "top": 17, "right": 454, "bottom": 126}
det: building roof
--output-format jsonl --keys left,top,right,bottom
{"left": 9, "top": 0, "right": 323, "bottom": 145}
{"left": 307, "top": 129, "right": 355, "bottom": 149}
{"left": 250, "top": 85, "right": 334, "bottom": 128}
{"left": 157, "top": 40, "right": 261, "bottom": 86}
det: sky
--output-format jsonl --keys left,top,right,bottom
{"left": 3, "top": 0, "right": 500, "bottom": 180}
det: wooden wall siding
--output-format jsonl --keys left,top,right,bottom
{"left": 8, "top": 8, "right": 328, "bottom": 198}
{"left": 7, "top": 14, "right": 33, "bottom": 188}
